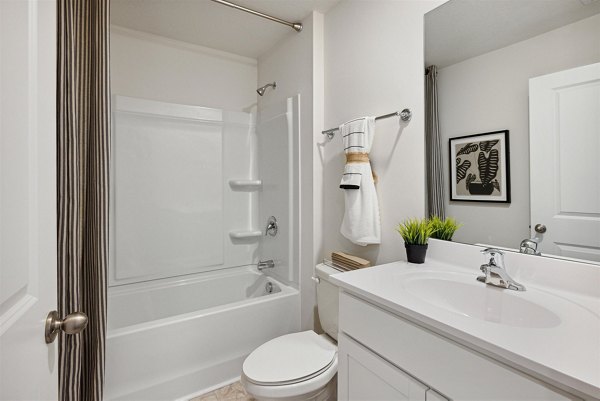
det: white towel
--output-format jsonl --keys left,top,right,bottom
{"left": 339, "top": 117, "right": 381, "bottom": 246}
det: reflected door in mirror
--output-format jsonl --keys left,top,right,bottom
{"left": 529, "top": 63, "right": 600, "bottom": 262}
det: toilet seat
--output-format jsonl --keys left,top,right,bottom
{"left": 243, "top": 331, "right": 337, "bottom": 385}
{"left": 242, "top": 331, "right": 338, "bottom": 400}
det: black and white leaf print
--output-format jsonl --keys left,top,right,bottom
{"left": 479, "top": 140, "right": 499, "bottom": 153}
{"left": 456, "top": 159, "right": 471, "bottom": 183}
{"left": 478, "top": 149, "right": 499, "bottom": 185}
{"left": 457, "top": 143, "right": 479, "bottom": 156}
{"left": 492, "top": 180, "right": 500, "bottom": 192}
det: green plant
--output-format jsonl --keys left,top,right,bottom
{"left": 396, "top": 218, "right": 435, "bottom": 245}
{"left": 429, "top": 216, "right": 462, "bottom": 241}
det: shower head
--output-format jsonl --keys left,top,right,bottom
{"left": 257, "top": 82, "right": 276, "bottom": 96}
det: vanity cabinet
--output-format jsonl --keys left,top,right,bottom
{"left": 338, "top": 292, "right": 580, "bottom": 401}
{"left": 338, "top": 332, "right": 446, "bottom": 400}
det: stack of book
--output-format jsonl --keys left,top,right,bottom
{"left": 330, "top": 251, "right": 371, "bottom": 271}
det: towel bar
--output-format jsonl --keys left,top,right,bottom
{"left": 322, "top": 108, "right": 411, "bottom": 140}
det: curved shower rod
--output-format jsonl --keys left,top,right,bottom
{"left": 210, "top": 0, "right": 303, "bottom": 32}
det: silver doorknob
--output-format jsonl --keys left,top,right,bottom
{"left": 534, "top": 224, "right": 547, "bottom": 234}
{"left": 45, "top": 310, "right": 88, "bottom": 344}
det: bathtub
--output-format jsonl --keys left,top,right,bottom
{"left": 104, "top": 266, "right": 300, "bottom": 400}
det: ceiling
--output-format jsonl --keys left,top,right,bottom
{"left": 425, "top": 0, "right": 600, "bottom": 68}
{"left": 111, "top": 0, "right": 339, "bottom": 59}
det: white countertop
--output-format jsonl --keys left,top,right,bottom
{"left": 329, "top": 258, "right": 600, "bottom": 400}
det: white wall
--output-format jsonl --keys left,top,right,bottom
{"left": 438, "top": 14, "right": 600, "bottom": 248}
{"left": 257, "top": 13, "right": 323, "bottom": 331}
{"left": 110, "top": 26, "right": 257, "bottom": 111}
{"left": 320, "top": 0, "right": 444, "bottom": 266}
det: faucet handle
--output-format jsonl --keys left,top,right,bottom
{"left": 481, "top": 247, "right": 504, "bottom": 256}
{"left": 265, "top": 216, "right": 278, "bottom": 237}
{"left": 481, "top": 248, "right": 505, "bottom": 268}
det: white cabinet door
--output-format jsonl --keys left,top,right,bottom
{"left": 0, "top": 1, "right": 57, "bottom": 399}
{"left": 338, "top": 333, "right": 428, "bottom": 401}
{"left": 529, "top": 62, "right": 600, "bottom": 262}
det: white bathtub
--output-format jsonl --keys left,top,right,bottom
{"left": 104, "top": 266, "right": 300, "bottom": 400}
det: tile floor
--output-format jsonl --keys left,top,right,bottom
{"left": 190, "top": 381, "right": 254, "bottom": 401}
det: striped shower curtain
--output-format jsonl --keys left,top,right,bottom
{"left": 57, "top": 1, "right": 110, "bottom": 400}
{"left": 425, "top": 65, "right": 446, "bottom": 219}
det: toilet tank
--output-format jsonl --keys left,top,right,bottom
{"left": 315, "top": 263, "right": 341, "bottom": 341}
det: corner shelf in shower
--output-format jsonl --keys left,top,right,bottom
{"left": 228, "top": 179, "right": 262, "bottom": 190}
{"left": 229, "top": 230, "right": 262, "bottom": 239}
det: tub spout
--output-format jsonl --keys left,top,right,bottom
{"left": 257, "top": 260, "right": 275, "bottom": 271}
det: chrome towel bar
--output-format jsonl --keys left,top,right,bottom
{"left": 322, "top": 108, "right": 412, "bottom": 140}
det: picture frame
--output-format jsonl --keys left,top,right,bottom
{"left": 449, "top": 130, "right": 511, "bottom": 203}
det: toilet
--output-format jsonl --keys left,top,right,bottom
{"left": 241, "top": 263, "right": 340, "bottom": 401}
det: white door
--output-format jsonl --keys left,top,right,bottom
{"left": 529, "top": 62, "right": 600, "bottom": 262}
{"left": 0, "top": 1, "right": 58, "bottom": 399}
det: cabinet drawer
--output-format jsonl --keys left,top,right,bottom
{"left": 338, "top": 333, "right": 429, "bottom": 401}
{"left": 339, "top": 291, "right": 578, "bottom": 401}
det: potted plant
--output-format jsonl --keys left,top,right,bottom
{"left": 396, "top": 218, "right": 435, "bottom": 264}
{"left": 429, "top": 216, "right": 462, "bottom": 241}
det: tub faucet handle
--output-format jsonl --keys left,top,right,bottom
{"left": 265, "top": 216, "right": 278, "bottom": 237}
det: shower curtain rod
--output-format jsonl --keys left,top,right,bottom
{"left": 210, "top": 0, "right": 303, "bottom": 32}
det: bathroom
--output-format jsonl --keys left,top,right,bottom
{"left": 0, "top": 0, "right": 598, "bottom": 401}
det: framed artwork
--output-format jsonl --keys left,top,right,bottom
{"left": 449, "top": 130, "right": 511, "bottom": 203}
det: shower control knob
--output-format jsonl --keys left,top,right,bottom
{"left": 265, "top": 216, "right": 278, "bottom": 237}
{"left": 45, "top": 310, "right": 88, "bottom": 344}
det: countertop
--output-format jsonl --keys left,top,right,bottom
{"left": 329, "top": 258, "right": 600, "bottom": 400}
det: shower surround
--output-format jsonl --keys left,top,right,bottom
{"left": 105, "top": 95, "right": 300, "bottom": 399}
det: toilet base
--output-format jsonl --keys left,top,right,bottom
{"left": 244, "top": 374, "right": 336, "bottom": 401}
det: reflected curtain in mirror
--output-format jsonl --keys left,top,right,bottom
{"left": 425, "top": 66, "right": 445, "bottom": 218}
{"left": 57, "top": 0, "right": 110, "bottom": 400}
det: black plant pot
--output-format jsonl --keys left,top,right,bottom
{"left": 467, "top": 182, "right": 495, "bottom": 195}
{"left": 405, "top": 243, "right": 428, "bottom": 264}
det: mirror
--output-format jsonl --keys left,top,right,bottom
{"left": 425, "top": 0, "right": 600, "bottom": 264}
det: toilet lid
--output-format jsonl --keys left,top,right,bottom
{"left": 243, "top": 331, "right": 337, "bottom": 385}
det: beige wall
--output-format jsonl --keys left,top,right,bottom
{"left": 319, "top": 0, "right": 444, "bottom": 266}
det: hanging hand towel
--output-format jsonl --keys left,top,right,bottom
{"left": 339, "top": 117, "right": 381, "bottom": 245}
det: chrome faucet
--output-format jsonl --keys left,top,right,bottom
{"left": 477, "top": 248, "right": 526, "bottom": 291}
{"left": 257, "top": 259, "right": 275, "bottom": 271}
{"left": 520, "top": 224, "right": 545, "bottom": 256}
{"left": 519, "top": 238, "right": 540, "bottom": 255}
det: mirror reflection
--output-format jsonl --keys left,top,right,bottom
{"left": 424, "top": 0, "right": 600, "bottom": 263}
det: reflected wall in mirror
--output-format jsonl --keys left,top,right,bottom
{"left": 425, "top": 0, "right": 600, "bottom": 263}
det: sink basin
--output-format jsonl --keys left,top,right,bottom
{"left": 402, "top": 273, "right": 562, "bottom": 328}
